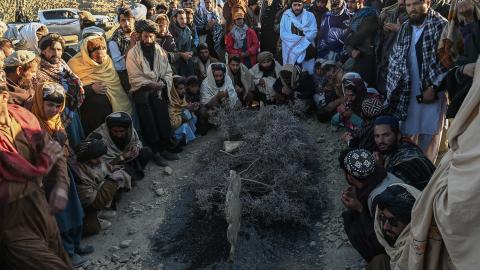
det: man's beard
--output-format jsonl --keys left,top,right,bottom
{"left": 46, "top": 56, "right": 61, "bottom": 64}
{"left": 408, "top": 12, "right": 427, "bottom": 26}
{"left": 259, "top": 63, "right": 274, "bottom": 73}
{"left": 110, "top": 133, "right": 130, "bottom": 150}
{"left": 293, "top": 9, "right": 303, "bottom": 16}
{"left": 215, "top": 79, "right": 224, "bottom": 87}
{"left": 384, "top": 233, "right": 397, "bottom": 246}
{"left": 17, "top": 76, "right": 33, "bottom": 90}
{"left": 123, "top": 26, "right": 132, "bottom": 34}
{"left": 377, "top": 142, "right": 397, "bottom": 155}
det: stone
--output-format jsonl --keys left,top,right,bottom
{"left": 132, "top": 250, "right": 140, "bottom": 256}
{"left": 120, "top": 240, "right": 132, "bottom": 248}
{"left": 223, "top": 141, "right": 243, "bottom": 153}
{"left": 155, "top": 188, "right": 165, "bottom": 196}
{"left": 164, "top": 167, "right": 173, "bottom": 176}
{"left": 316, "top": 137, "right": 326, "bottom": 144}
{"left": 109, "top": 246, "right": 120, "bottom": 252}
{"left": 111, "top": 254, "right": 120, "bottom": 262}
{"left": 309, "top": 241, "right": 317, "bottom": 247}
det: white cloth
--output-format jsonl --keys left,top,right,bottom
{"left": 249, "top": 60, "right": 282, "bottom": 101}
{"left": 279, "top": 9, "right": 317, "bottom": 65}
{"left": 108, "top": 40, "right": 126, "bottom": 71}
{"left": 200, "top": 63, "right": 239, "bottom": 108}
{"left": 18, "top": 23, "right": 47, "bottom": 54}
{"left": 367, "top": 173, "right": 404, "bottom": 216}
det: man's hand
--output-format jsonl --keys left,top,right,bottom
{"left": 92, "top": 82, "right": 108, "bottom": 95}
{"left": 383, "top": 22, "right": 401, "bottom": 32}
{"left": 341, "top": 186, "right": 363, "bottom": 212}
{"left": 373, "top": 151, "right": 386, "bottom": 166}
{"left": 42, "top": 140, "right": 64, "bottom": 169}
{"left": 235, "top": 85, "right": 244, "bottom": 95}
{"left": 180, "top": 51, "right": 193, "bottom": 61}
{"left": 217, "top": 91, "right": 228, "bottom": 98}
{"left": 341, "top": 132, "right": 353, "bottom": 143}
{"left": 259, "top": 78, "right": 265, "bottom": 87}
{"left": 125, "top": 145, "right": 140, "bottom": 159}
{"left": 147, "top": 82, "right": 165, "bottom": 92}
{"left": 49, "top": 186, "right": 68, "bottom": 214}
{"left": 422, "top": 86, "right": 436, "bottom": 104}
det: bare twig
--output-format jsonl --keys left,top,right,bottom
{"left": 239, "top": 157, "right": 260, "bottom": 175}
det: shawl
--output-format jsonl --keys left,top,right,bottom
{"left": 169, "top": 84, "right": 189, "bottom": 129}
{"left": 437, "top": 0, "right": 480, "bottom": 68}
{"left": 393, "top": 56, "right": 480, "bottom": 270}
{"left": 200, "top": 63, "right": 239, "bottom": 108}
{"left": 169, "top": 23, "right": 193, "bottom": 52}
{"left": 126, "top": 42, "right": 173, "bottom": 96}
{"left": 36, "top": 58, "right": 84, "bottom": 114}
{"left": 89, "top": 113, "right": 142, "bottom": 164}
{"left": 194, "top": 56, "right": 220, "bottom": 80}
{"left": 280, "top": 9, "right": 318, "bottom": 64}
{"left": 231, "top": 24, "right": 248, "bottom": 49}
{"left": 110, "top": 27, "right": 131, "bottom": 56}
{"left": 386, "top": 9, "right": 447, "bottom": 121}
{"left": 31, "top": 82, "right": 66, "bottom": 136}
{"left": 0, "top": 105, "right": 51, "bottom": 182}
{"left": 76, "top": 161, "right": 110, "bottom": 206}
{"left": 68, "top": 36, "right": 132, "bottom": 115}
{"left": 316, "top": 6, "right": 351, "bottom": 56}
{"left": 18, "top": 22, "right": 47, "bottom": 54}
{"left": 279, "top": 64, "right": 301, "bottom": 95}
{"left": 374, "top": 183, "right": 421, "bottom": 270}
{"left": 227, "top": 62, "right": 255, "bottom": 100}
{"left": 249, "top": 60, "right": 282, "bottom": 100}
{"left": 349, "top": 6, "right": 377, "bottom": 32}
{"left": 194, "top": 6, "right": 225, "bottom": 54}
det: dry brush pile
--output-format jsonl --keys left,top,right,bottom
{"left": 191, "top": 105, "right": 326, "bottom": 227}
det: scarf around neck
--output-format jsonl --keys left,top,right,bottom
{"left": 231, "top": 24, "right": 248, "bottom": 49}
{"left": 110, "top": 27, "right": 131, "bottom": 56}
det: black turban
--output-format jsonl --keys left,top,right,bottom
{"left": 106, "top": 112, "right": 132, "bottom": 129}
{"left": 135, "top": 19, "right": 159, "bottom": 35}
{"left": 375, "top": 185, "right": 416, "bottom": 225}
{"left": 75, "top": 138, "right": 108, "bottom": 163}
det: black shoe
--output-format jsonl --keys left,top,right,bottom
{"left": 152, "top": 153, "right": 169, "bottom": 167}
{"left": 160, "top": 150, "right": 179, "bottom": 161}
{"left": 70, "top": 253, "right": 88, "bottom": 268}
{"left": 76, "top": 245, "right": 95, "bottom": 255}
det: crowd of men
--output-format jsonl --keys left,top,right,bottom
{"left": 0, "top": 0, "right": 479, "bottom": 268}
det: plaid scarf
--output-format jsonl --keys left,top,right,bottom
{"left": 110, "top": 28, "right": 131, "bottom": 56}
{"left": 386, "top": 10, "right": 447, "bottom": 120}
{"left": 194, "top": 8, "right": 225, "bottom": 54}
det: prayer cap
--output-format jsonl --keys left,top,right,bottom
{"left": 78, "top": 11, "right": 96, "bottom": 24}
{"left": 374, "top": 115, "right": 399, "bottom": 131}
{"left": 75, "top": 138, "right": 108, "bottom": 162}
{"left": 361, "top": 97, "right": 383, "bottom": 119}
{"left": 343, "top": 149, "right": 376, "bottom": 179}
{"left": 257, "top": 51, "right": 274, "bottom": 63}
{"left": 82, "top": 26, "right": 106, "bottom": 39}
{"left": 106, "top": 112, "right": 132, "bottom": 129}
{"left": 376, "top": 185, "right": 417, "bottom": 224}
{"left": 135, "top": 19, "right": 159, "bottom": 35}
{"left": 4, "top": 50, "right": 36, "bottom": 67}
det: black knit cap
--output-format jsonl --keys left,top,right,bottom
{"left": 376, "top": 185, "right": 416, "bottom": 224}
{"left": 106, "top": 112, "right": 132, "bottom": 129}
{"left": 75, "top": 138, "right": 108, "bottom": 162}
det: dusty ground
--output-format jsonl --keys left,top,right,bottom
{"left": 79, "top": 120, "right": 364, "bottom": 270}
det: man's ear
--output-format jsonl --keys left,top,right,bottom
{"left": 0, "top": 91, "right": 9, "bottom": 103}
{"left": 16, "top": 66, "right": 23, "bottom": 76}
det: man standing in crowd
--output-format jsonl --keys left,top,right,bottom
{"left": 4, "top": 50, "right": 38, "bottom": 108}
{"left": 194, "top": 0, "right": 225, "bottom": 60}
{"left": 109, "top": 7, "right": 136, "bottom": 92}
{"left": 280, "top": 0, "right": 317, "bottom": 74}
{"left": 0, "top": 72, "right": 72, "bottom": 269}
{"left": 170, "top": 9, "right": 195, "bottom": 76}
{"left": 373, "top": 116, "right": 435, "bottom": 190}
{"left": 259, "top": 0, "right": 282, "bottom": 55}
{"left": 126, "top": 19, "right": 177, "bottom": 166}
{"left": 193, "top": 43, "right": 219, "bottom": 81}
{"left": 225, "top": 11, "right": 260, "bottom": 68}
{"left": 340, "top": 149, "right": 403, "bottom": 264}
{"left": 385, "top": 0, "right": 448, "bottom": 163}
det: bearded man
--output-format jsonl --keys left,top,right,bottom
{"left": 109, "top": 7, "right": 136, "bottom": 92}
{"left": 126, "top": 19, "right": 178, "bottom": 166}
{"left": 0, "top": 70, "right": 72, "bottom": 269}
{"left": 249, "top": 51, "right": 282, "bottom": 103}
{"left": 192, "top": 43, "right": 219, "bottom": 81}
{"left": 385, "top": 0, "right": 448, "bottom": 163}
{"left": 280, "top": 0, "right": 317, "bottom": 74}
{"left": 226, "top": 55, "right": 256, "bottom": 106}
{"left": 4, "top": 50, "right": 39, "bottom": 109}
{"left": 89, "top": 112, "right": 152, "bottom": 181}
{"left": 169, "top": 9, "right": 195, "bottom": 76}
{"left": 373, "top": 116, "right": 435, "bottom": 190}
{"left": 35, "top": 33, "right": 85, "bottom": 146}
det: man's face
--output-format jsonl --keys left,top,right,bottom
{"left": 177, "top": 13, "right": 188, "bottom": 28}
{"left": 204, "top": 0, "right": 212, "bottom": 10}
{"left": 187, "top": 84, "right": 200, "bottom": 94}
{"left": 346, "top": 0, "right": 360, "bottom": 12}
{"left": 229, "top": 61, "right": 241, "bottom": 74}
{"left": 406, "top": 0, "right": 430, "bottom": 25}
{"left": 141, "top": 32, "right": 157, "bottom": 46}
{"left": 90, "top": 49, "right": 107, "bottom": 64}
{"left": 120, "top": 14, "right": 134, "bottom": 33}
{"left": 344, "top": 89, "right": 356, "bottom": 103}
{"left": 374, "top": 124, "right": 399, "bottom": 154}
{"left": 43, "top": 100, "right": 63, "bottom": 119}
{"left": 199, "top": 48, "right": 210, "bottom": 61}
{"left": 234, "top": 18, "right": 244, "bottom": 27}
{"left": 398, "top": 0, "right": 406, "bottom": 11}
{"left": 170, "top": 2, "right": 178, "bottom": 9}
{"left": 157, "top": 19, "right": 168, "bottom": 34}
{"left": 110, "top": 126, "right": 128, "bottom": 139}
{"left": 42, "top": 42, "right": 63, "bottom": 64}
{"left": 87, "top": 157, "right": 102, "bottom": 167}
{"left": 316, "top": 0, "right": 328, "bottom": 8}
{"left": 186, "top": 13, "right": 194, "bottom": 24}
{"left": 18, "top": 61, "right": 38, "bottom": 81}
{"left": 380, "top": 208, "right": 407, "bottom": 246}
{"left": 147, "top": 8, "right": 156, "bottom": 19}
{"left": 213, "top": 70, "right": 225, "bottom": 87}
{"left": 183, "top": 0, "right": 193, "bottom": 8}
{"left": 177, "top": 83, "right": 186, "bottom": 98}
{"left": 259, "top": 59, "right": 273, "bottom": 70}
{"left": 1, "top": 41, "right": 14, "bottom": 57}
{"left": 291, "top": 2, "right": 304, "bottom": 16}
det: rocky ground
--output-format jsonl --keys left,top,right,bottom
{"left": 78, "top": 120, "right": 364, "bottom": 270}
